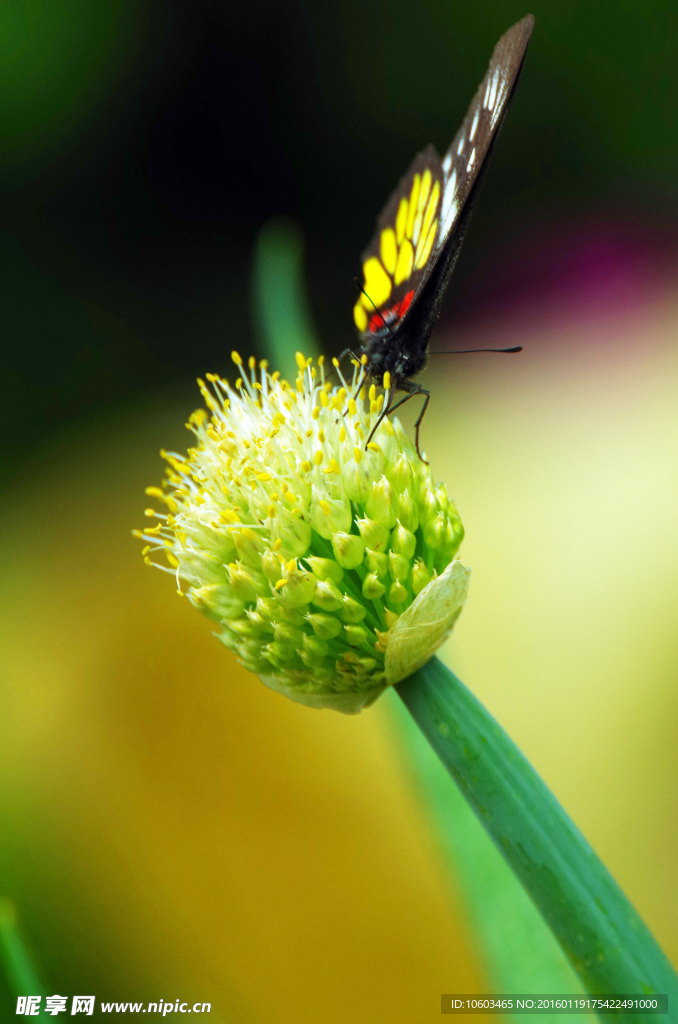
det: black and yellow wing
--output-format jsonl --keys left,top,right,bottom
{"left": 354, "top": 14, "right": 534, "bottom": 348}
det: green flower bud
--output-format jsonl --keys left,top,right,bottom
{"left": 263, "top": 641, "right": 299, "bottom": 668}
{"left": 341, "top": 594, "right": 367, "bottom": 624}
{"left": 410, "top": 559, "right": 432, "bottom": 596}
{"left": 278, "top": 604, "right": 308, "bottom": 626}
{"left": 341, "top": 445, "right": 384, "bottom": 502}
{"left": 305, "top": 556, "right": 344, "bottom": 584}
{"left": 228, "top": 563, "right": 259, "bottom": 603}
{"left": 365, "top": 547, "right": 389, "bottom": 578}
{"left": 306, "top": 612, "right": 342, "bottom": 640}
{"left": 274, "top": 564, "right": 317, "bottom": 608}
{"left": 217, "top": 627, "right": 240, "bottom": 652}
{"left": 228, "top": 616, "right": 261, "bottom": 638}
{"left": 331, "top": 531, "right": 365, "bottom": 569}
{"left": 388, "top": 551, "right": 410, "bottom": 581}
{"left": 362, "top": 572, "right": 386, "bottom": 599}
{"left": 256, "top": 596, "right": 278, "bottom": 621}
{"left": 384, "top": 608, "right": 400, "bottom": 629}
{"left": 387, "top": 452, "right": 416, "bottom": 495}
{"left": 273, "top": 622, "right": 305, "bottom": 647}
{"left": 310, "top": 487, "right": 351, "bottom": 539}
{"left": 176, "top": 553, "right": 230, "bottom": 588}
{"left": 356, "top": 517, "right": 389, "bottom": 552}
{"left": 395, "top": 488, "right": 419, "bottom": 531}
{"left": 344, "top": 624, "right": 369, "bottom": 647}
{"left": 365, "top": 475, "right": 398, "bottom": 529}
{"left": 188, "top": 584, "right": 245, "bottom": 621}
{"left": 390, "top": 521, "right": 416, "bottom": 560}
{"left": 423, "top": 512, "right": 446, "bottom": 549}
{"left": 388, "top": 580, "right": 408, "bottom": 605}
{"left": 393, "top": 418, "right": 417, "bottom": 461}
{"left": 262, "top": 548, "right": 284, "bottom": 583}
{"left": 233, "top": 527, "right": 266, "bottom": 568}
{"left": 419, "top": 487, "right": 439, "bottom": 525}
{"left": 312, "top": 577, "right": 344, "bottom": 611}
{"left": 435, "top": 483, "right": 449, "bottom": 508}
{"left": 302, "top": 632, "right": 330, "bottom": 659}
{"left": 299, "top": 647, "right": 324, "bottom": 669}
{"left": 269, "top": 506, "right": 312, "bottom": 559}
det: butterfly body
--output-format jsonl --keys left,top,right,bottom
{"left": 353, "top": 15, "right": 534, "bottom": 450}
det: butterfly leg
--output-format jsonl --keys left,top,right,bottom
{"left": 411, "top": 384, "right": 431, "bottom": 464}
{"left": 381, "top": 382, "right": 431, "bottom": 463}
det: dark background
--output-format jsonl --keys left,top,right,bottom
{"left": 2, "top": 0, "right": 678, "bottom": 482}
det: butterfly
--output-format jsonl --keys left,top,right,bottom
{"left": 353, "top": 14, "right": 534, "bottom": 457}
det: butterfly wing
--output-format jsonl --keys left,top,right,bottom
{"left": 354, "top": 14, "right": 534, "bottom": 346}
{"left": 353, "top": 145, "right": 445, "bottom": 338}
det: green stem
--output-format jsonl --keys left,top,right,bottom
{"left": 396, "top": 657, "right": 678, "bottom": 1024}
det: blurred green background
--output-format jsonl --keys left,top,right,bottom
{"left": 1, "top": 0, "right": 677, "bottom": 1019}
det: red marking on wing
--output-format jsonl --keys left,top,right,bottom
{"left": 368, "top": 290, "right": 415, "bottom": 335}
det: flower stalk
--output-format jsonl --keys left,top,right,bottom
{"left": 397, "top": 658, "right": 678, "bottom": 1020}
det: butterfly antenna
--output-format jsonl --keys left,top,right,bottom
{"left": 429, "top": 345, "right": 523, "bottom": 355}
{"left": 353, "top": 278, "right": 390, "bottom": 334}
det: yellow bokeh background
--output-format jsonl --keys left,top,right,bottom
{"left": 0, "top": 287, "right": 677, "bottom": 1019}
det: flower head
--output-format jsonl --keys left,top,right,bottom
{"left": 135, "top": 352, "right": 467, "bottom": 712}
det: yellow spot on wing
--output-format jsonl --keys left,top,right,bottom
{"left": 354, "top": 302, "right": 368, "bottom": 332}
{"left": 418, "top": 169, "right": 432, "bottom": 213}
{"left": 380, "top": 228, "right": 397, "bottom": 275}
{"left": 406, "top": 175, "right": 421, "bottom": 239}
{"left": 415, "top": 217, "right": 438, "bottom": 270}
{"left": 412, "top": 210, "right": 423, "bottom": 247}
{"left": 418, "top": 180, "right": 440, "bottom": 260}
{"left": 394, "top": 237, "right": 414, "bottom": 285}
{"left": 361, "top": 256, "right": 392, "bottom": 308}
{"left": 395, "top": 197, "right": 408, "bottom": 245}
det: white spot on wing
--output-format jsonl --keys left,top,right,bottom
{"left": 457, "top": 135, "right": 464, "bottom": 155}
{"left": 469, "top": 108, "right": 479, "bottom": 142}
{"left": 466, "top": 147, "right": 476, "bottom": 173}
{"left": 490, "top": 87, "right": 505, "bottom": 130}
{"left": 440, "top": 195, "right": 460, "bottom": 240}
{"left": 442, "top": 153, "right": 452, "bottom": 175}
{"left": 487, "top": 72, "right": 499, "bottom": 112}
{"left": 440, "top": 172, "right": 460, "bottom": 238}
{"left": 483, "top": 77, "right": 493, "bottom": 107}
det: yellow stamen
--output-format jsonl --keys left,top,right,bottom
{"left": 383, "top": 372, "right": 391, "bottom": 390}
{"left": 274, "top": 579, "right": 288, "bottom": 590}
{"left": 354, "top": 447, "right": 362, "bottom": 463}
{"left": 295, "top": 351, "right": 306, "bottom": 371}
{"left": 231, "top": 351, "right": 242, "bottom": 366}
